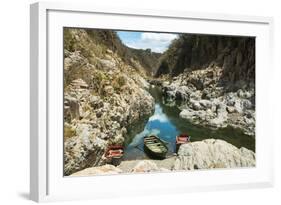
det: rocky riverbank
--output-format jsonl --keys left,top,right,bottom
{"left": 70, "top": 139, "right": 255, "bottom": 176}
{"left": 153, "top": 34, "right": 255, "bottom": 137}
{"left": 64, "top": 29, "right": 155, "bottom": 175}
{"left": 64, "top": 29, "right": 256, "bottom": 176}
{"left": 160, "top": 65, "right": 255, "bottom": 137}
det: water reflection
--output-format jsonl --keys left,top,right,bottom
{"left": 123, "top": 103, "right": 179, "bottom": 160}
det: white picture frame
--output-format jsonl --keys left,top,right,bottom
{"left": 30, "top": 2, "right": 274, "bottom": 202}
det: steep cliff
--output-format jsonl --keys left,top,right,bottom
{"left": 64, "top": 28, "right": 160, "bottom": 78}
{"left": 156, "top": 34, "right": 255, "bottom": 85}
{"left": 156, "top": 34, "right": 255, "bottom": 136}
{"left": 63, "top": 28, "right": 156, "bottom": 175}
{"left": 64, "top": 29, "right": 256, "bottom": 176}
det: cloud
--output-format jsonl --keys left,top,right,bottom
{"left": 125, "top": 32, "right": 178, "bottom": 53}
{"left": 149, "top": 113, "right": 168, "bottom": 123}
{"left": 141, "top": 33, "right": 178, "bottom": 42}
{"left": 148, "top": 104, "right": 169, "bottom": 123}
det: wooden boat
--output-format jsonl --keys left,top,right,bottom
{"left": 143, "top": 135, "right": 168, "bottom": 159}
{"left": 105, "top": 145, "right": 124, "bottom": 166}
{"left": 176, "top": 134, "right": 191, "bottom": 152}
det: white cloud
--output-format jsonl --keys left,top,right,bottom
{"left": 148, "top": 104, "right": 170, "bottom": 123}
{"left": 126, "top": 32, "right": 178, "bottom": 53}
{"left": 149, "top": 113, "right": 168, "bottom": 123}
{"left": 141, "top": 33, "right": 178, "bottom": 42}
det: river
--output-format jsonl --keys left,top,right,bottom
{"left": 123, "top": 86, "right": 255, "bottom": 160}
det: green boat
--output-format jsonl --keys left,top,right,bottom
{"left": 143, "top": 135, "right": 168, "bottom": 159}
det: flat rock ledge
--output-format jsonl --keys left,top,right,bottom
{"left": 70, "top": 139, "right": 255, "bottom": 176}
{"left": 174, "top": 139, "right": 255, "bottom": 170}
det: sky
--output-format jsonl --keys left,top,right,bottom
{"left": 117, "top": 31, "right": 178, "bottom": 53}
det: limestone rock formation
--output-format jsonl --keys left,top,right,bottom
{"left": 173, "top": 139, "right": 255, "bottom": 170}
{"left": 64, "top": 28, "right": 256, "bottom": 176}
{"left": 63, "top": 28, "right": 155, "bottom": 175}
{"left": 162, "top": 66, "right": 255, "bottom": 136}
{"left": 155, "top": 34, "right": 255, "bottom": 137}
{"left": 155, "top": 34, "right": 255, "bottom": 84}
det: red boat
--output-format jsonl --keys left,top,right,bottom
{"left": 105, "top": 145, "right": 124, "bottom": 166}
{"left": 176, "top": 134, "right": 191, "bottom": 152}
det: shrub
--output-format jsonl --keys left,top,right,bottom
{"left": 112, "top": 75, "right": 126, "bottom": 92}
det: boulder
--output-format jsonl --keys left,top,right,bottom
{"left": 173, "top": 139, "right": 255, "bottom": 170}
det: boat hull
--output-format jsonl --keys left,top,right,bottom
{"left": 143, "top": 135, "right": 168, "bottom": 159}
{"left": 144, "top": 145, "right": 167, "bottom": 159}
{"left": 105, "top": 145, "right": 124, "bottom": 166}
{"left": 111, "top": 156, "right": 122, "bottom": 166}
{"left": 176, "top": 134, "right": 190, "bottom": 153}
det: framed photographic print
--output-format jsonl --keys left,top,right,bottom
{"left": 30, "top": 2, "right": 274, "bottom": 202}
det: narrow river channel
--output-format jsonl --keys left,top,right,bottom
{"left": 123, "top": 86, "right": 255, "bottom": 160}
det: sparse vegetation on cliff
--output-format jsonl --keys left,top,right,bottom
{"left": 154, "top": 34, "right": 255, "bottom": 137}
{"left": 156, "top": 34, "right": 255, "bottom": 86}
{"left": 64, "top": 29, "right": 256, "bottom": 176}
{"left": 63, "top": 28, "right": 156, "bottom": 175}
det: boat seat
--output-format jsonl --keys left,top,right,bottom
{"left": 147, "top": 141, "right": 162, "bottom": 144}
{"left": 145, "top": 139, "right": 158, "bottom": 142}
{"left": 147, "top": 143, "right": 163, "bottom": 147}
{"left": 148, "top": 145, "right": 165, "bottom": 149}
{"left": 144, "top": 139, "right": 157, "bottom": 141}
{"left": 146, "top": 142, "right": 162, "bottom": 146}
